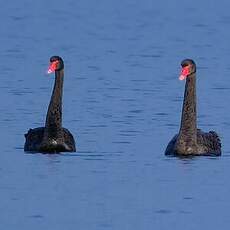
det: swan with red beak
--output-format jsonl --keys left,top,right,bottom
{"left": 24, "top": 56, "right": 76, "bottom": 153}
{"left": 165, "top": 59, "right": 221, "bottom": 156}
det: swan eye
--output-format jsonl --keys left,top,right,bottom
{"left": 179, "top": 66, "right": 190, "bottom": 81}
{"left": 47, "top": 60, "right": 59, "bottom": 74}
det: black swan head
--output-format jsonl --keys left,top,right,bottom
{"left": 47, "top": 56, "right": 64, "bottom": 73}
{"left": 179, "top": 59, "right": 196, "bottom": 81}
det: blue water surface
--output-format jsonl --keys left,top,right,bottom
{"left": 0, "top": 0, "right": 230, "bottom": 229}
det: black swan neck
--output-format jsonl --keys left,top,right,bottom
{"left": 43, "top": 69, "right": 64, "bottom": 139}
{"left": 178, "top": 73, "right": 197, "bottom": 144}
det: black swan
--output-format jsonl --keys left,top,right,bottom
{"left": 24, "top": 56, "right": 76, "bottom": 153}
{"left": 165, "top": 59, "right": 221, "bottom": 156}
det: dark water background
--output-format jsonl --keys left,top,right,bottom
{"left": 1, "top": 0, "right": 230, "bottom": 229}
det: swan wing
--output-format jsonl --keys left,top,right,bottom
{"left": 197, "top": 129, "right": 221, "bottom": 155}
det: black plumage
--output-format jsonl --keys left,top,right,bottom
{"left": 165, "top": 59, "right": 221, "bottom": 156}
{"left": 24, "top": 56, "right": 76, "bottom": 153}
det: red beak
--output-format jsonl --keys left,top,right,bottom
{"left": 47, "top": 60, "right": 59, "bottom": 74}
{"left": 179, "top": 66, "right": 190, "bottom": 80}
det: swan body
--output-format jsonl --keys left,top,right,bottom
{"left": 165, "top": 130, "right": 221, "bottom": 156}
{"left": 24, "top": 127, "right": 75, "bottom": 153}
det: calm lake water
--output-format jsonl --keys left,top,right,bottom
{"left": 1, "top": 0, "right": 230, "bottom": 229}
